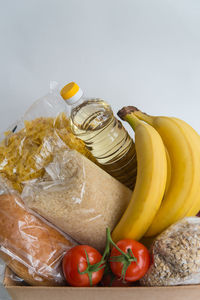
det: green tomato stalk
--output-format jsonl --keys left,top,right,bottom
{"left": 78, "top": 228, "right": 137, "bottom": 286}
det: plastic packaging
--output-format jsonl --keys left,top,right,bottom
{"left": 0, "top": 177, "right": 75, "bottom": 286}
{"left": 22, "top": 145, "right": 132, "bottom": 252}
{"left": 60, "top": 82, "right": 137, "bottom": 189}
{"left": 0, "top": 85, "right": 94, "bottom": 193}
{"left": 140, "top": 217, "right": 200, "bottom": 286}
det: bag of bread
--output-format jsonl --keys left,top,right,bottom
{"left": 0, "top": 177, "right": 76, "bottom": 286}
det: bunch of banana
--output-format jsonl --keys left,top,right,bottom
{"left": 112, "top": 107, "right": 167, "bottom": 242}
{"left": 112, "top": 106, "right": 200, "bottom": 242}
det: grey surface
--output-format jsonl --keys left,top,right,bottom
{"left": 0, "top": 284, "right": 11, "bottom": 300}
{"left": 0, "top": 0, "right": 200, "bottom": 137}
{"left": 0, "top": 259, "right": 11, "bottom": 300}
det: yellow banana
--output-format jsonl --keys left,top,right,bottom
{"left": 112, "top": 107, "right": 167, "bottom": 242}
{"left": 172, "top": 117, "right": 200, "bottom": 217}
{"left": 164, "top": 147, "right": 171, "bottom": 196}
{"left": 131, "top": 107, "right": 200, "bottom": 237}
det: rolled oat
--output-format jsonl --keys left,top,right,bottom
{"left": 140, "top": 217, "right": 200, "bottom": 286}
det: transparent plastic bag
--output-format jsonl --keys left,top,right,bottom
{"left": 140, "top": 217, "right": 200, "bottom": 286}
{"left": 0, "top": 83, "right": 94, "bottom": 193}
{"left": 23, "top": 81, "right": 69, "bottom": 121}
{"left": 0, "top": 177, "right": 75, "bottom": 286}
{"left": 22, "top": 143, "right": 132, "bottom": 252}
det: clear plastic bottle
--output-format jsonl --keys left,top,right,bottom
{"left": 60, "top": 82, "right": 137, "bottom": 189}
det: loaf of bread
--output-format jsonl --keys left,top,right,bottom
{"left": 0, "top": 193, "right": 74, "bottom": 286}
{"left": 22, "top": 149, "right": 132, "bottom": 252}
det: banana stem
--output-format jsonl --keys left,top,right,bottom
{"left": 117, "top": 106, "right": 154, "bottom": 127}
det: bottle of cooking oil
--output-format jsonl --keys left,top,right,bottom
{"left": 60, "top": 82, "right": 137, "bottom": 189}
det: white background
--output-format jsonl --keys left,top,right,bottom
{"left": 0, "top": 0, "right": 200, "bottom": 137}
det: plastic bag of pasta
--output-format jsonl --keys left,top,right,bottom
{"left": 0, "top": 82, "right": 94, "bottom": 193}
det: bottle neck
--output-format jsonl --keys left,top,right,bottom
{"left": 68, "top": 94, "right": 85, "bottom": 110}
{"left": 65, "top": 95, "right": 86, "bottom": 118}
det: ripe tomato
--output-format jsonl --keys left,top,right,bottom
{"left": 110, "top": 239, "right": 150, "bottom": 282}
{"left": 62, "top": 245, "right": 104, "bottom": 287}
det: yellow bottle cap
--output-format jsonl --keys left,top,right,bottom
{"left": 60, "top": 82, "right": 80, "bottom": 100}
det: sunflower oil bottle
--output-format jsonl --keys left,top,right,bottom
{"left": 60, "top": 82, "right": 137, "bottom": 189}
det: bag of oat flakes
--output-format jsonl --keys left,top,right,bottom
{"left": 140, "top": 217, "right": 200, "bottom": 286}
